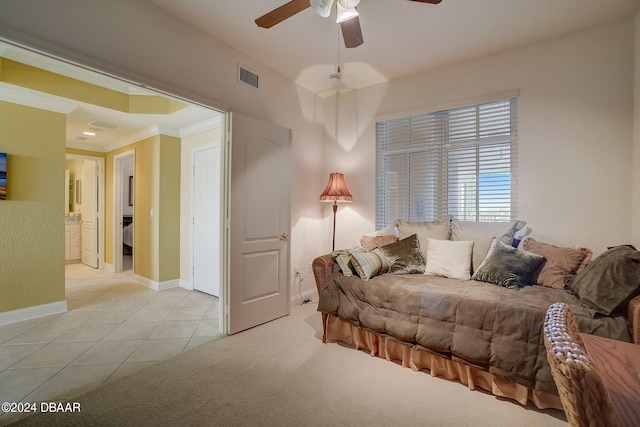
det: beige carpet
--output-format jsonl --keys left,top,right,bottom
{"left": 9, "top": 303, "right": 566, "bottom": 426}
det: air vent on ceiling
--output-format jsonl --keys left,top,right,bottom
{"left": 238, "top": 65, "right": 259, "bottom": 89}
{"left": 89, "top": 120, "right": 119, "bottom": 130}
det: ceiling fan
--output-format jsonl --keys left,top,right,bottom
{"left": 255, "top": 0, "right": 443, "bottom": 49}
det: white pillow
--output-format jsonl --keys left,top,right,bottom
{"left": 424, "top": 238, "right": 474, "bottom": 280}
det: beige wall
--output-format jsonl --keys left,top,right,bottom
{"left": 321, "top": 18, "right": 637, "bottom": 256}
{"left": 0, "top": 101, "right": 66, "bottom": 312}
{"left": 0, "top": 0, "right": 324, "bottom": 299}
{"left": 7, "top": 2, "right": 633, "bottom": 310}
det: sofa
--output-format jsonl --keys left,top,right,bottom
{"left": 312, "top": 218, "right": 640, "bottom": 409}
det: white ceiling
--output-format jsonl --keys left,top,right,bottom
{"left": 147, "top": 0, "right": 640, "bottom": 94}
{"left": 2, "top": 1, "right": 639, "bottom": 150}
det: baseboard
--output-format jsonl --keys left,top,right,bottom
{"left": 179, "top": 279, "right": 193, "bottom": 291}
{"left": 291, "top": 288, "right": 318, "bottom": 307}
{"left": 104, "top": 263, "right": 115, "bottom": 273}
{"left": 134, "top": 275, "right": 180, "bottom": 291}
{"left": 0, "top": 300, "right": 68, "bottom": 326}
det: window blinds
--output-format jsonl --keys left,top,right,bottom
{"left": 375, "top": 98, "right": 518, "bottom": 230}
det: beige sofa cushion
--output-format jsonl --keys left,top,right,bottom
{"left": 451, "top": 219, "right": 526, "bottom": 273}
{"left": 394, "top": 218, "right": 451, "bottom": 261}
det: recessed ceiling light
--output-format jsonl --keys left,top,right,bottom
{"left": 83, "top": 131, "right": 96, "bottom": 136}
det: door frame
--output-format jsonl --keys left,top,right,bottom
{"left": 112, "top": 150, "right": 135, "bottom": 273}
{"left": 65, "top": 153, "right": 105, "bottom": 270}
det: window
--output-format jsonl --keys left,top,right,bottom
{"left": 376, "top": 97, "right": 518, "bottom": 229}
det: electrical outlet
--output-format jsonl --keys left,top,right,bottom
{"left": 294, "top": 266, "right": 299, "bottom": 275}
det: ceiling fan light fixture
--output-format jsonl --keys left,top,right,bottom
{"left": 336, "top": 4, "right": 358, "bottom": 23}
{"left": 311, "top": 0, "right": 334, "bottom": 18}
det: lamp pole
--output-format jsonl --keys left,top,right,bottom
{"left": 332, "top": 202, "right": 338, "bottom": 251}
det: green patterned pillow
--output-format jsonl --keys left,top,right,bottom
{"left": 472, "top": 238, "right": 545, "bottom": 290}
{"left": 380, "top": 234, "right": 426, "bottom": 275}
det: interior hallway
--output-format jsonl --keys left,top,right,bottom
{"left": 0, "top": 264, "right": 221, "bottom": 424}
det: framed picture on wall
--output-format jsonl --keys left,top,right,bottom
{"left": 0, "top": 152, "right": 6, "bottom": 200}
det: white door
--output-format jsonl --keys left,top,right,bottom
{"left": 193, "top": 145, "right": 221, "bottom": 297}
{"left": 81, "top": 160, "right": 99, "bottom": 268}
{"left": 227, "top": 113, "right": 291, "bottom": 334}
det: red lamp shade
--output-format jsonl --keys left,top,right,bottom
{"left": 319, "top": 173, "right": 352, "bottom": 203}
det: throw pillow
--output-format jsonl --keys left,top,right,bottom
{"left": 394, "top": 218, "right": 451, "bottom": 260}
{"left": 522, "top": 237, "right": 593, "bottom": 289}
{"left": 424, "top": 238, "right": 474, "bottom": 280}
{"left": 472, "top": 238, "right": 545, "bottom": 290}
{"left": 451, "top": 219, "right": 527, "bottom": 273}
{"left": 568, "top": 245, "right": 640, "bottom": 316}
{"left": 350, "top": 250, "right": 386, "bottom": 281}
{"left": 380, "top": 234, "right": 426, "bottom": 275}
{"left": 360, "top": 234, "right": 398, "bottom": 251}
{"left": 350, "top": 252, "right": 382, "bottom": 280}
{"left": 331, "top": 247, "right": 365, "bottom": 277}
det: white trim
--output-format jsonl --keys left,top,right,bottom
{"left": 134, "top": 275, "right": 180, "bottom": 291}
{"left": 179, "top": 279, "right": 193, "bottom": 291}
{"left": 0, "top": 301, "right": 67, "bottom": 326}
{"left": 180, "top": 116, "right": 222, "bottom": 138}
{"left": 103, "top": 126, "right": 159, "bottom": 153}
{"left": 375, "top": 89, "right": 520, "bottom": 123}
{"left": 0, "top": 82, "right": 76, "bottom": 114}
{"left": 291, "top": 289, "right": 318, "bottom": 307}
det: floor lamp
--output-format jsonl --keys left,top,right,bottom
{"left": 320, "top": 172, "right": 352, "bottom": 251}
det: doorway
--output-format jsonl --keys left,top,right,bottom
{"left": 3, "top": 39, "right": 291, "bottom": 336}
{"left": 65, "top": 154, "right": 105, "bottom": 270}
{"left": 113, "top": 150, "right": 135, "bottom": 274}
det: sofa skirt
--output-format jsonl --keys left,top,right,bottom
{"left": 325, "top": 314, "right": 562, "bottom": 410}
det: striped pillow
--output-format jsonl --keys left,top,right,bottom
{"left": 350, "top": 248, "right": 389, "bottom": 281}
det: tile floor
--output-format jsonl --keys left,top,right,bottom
{"left": 0, "top": 263, "right": 221, "bottom": 424}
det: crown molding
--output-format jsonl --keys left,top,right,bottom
{"left": 179, "top": 116, "right": 222, "bottom": 138}
{"left": 0, "top": 82, "right": 76, "bottom": 114}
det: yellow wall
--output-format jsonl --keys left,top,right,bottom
{"left": 0, "top": 59, "right": 188, "bottom": 115}
{"left": 0, "top": 101, "right": 66, "bottom": 312}
{"left": 158, "top": 135, "right": 181, "bottom": 281}
{"left": 105, "top": 134, "right": 180, "bottom": 283}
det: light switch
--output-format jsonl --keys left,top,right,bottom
{"left": 150, "top": 209, "right": 154, "bottom": 218}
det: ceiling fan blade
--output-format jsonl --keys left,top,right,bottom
{"left": 255, "top": 0, "right": 311, "bottom": 29}
{"left": 409, "top": 0, "right": 443, "bottom": 4}
{"left": 340, "top": 15, "right": 363, "bottom": 48}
